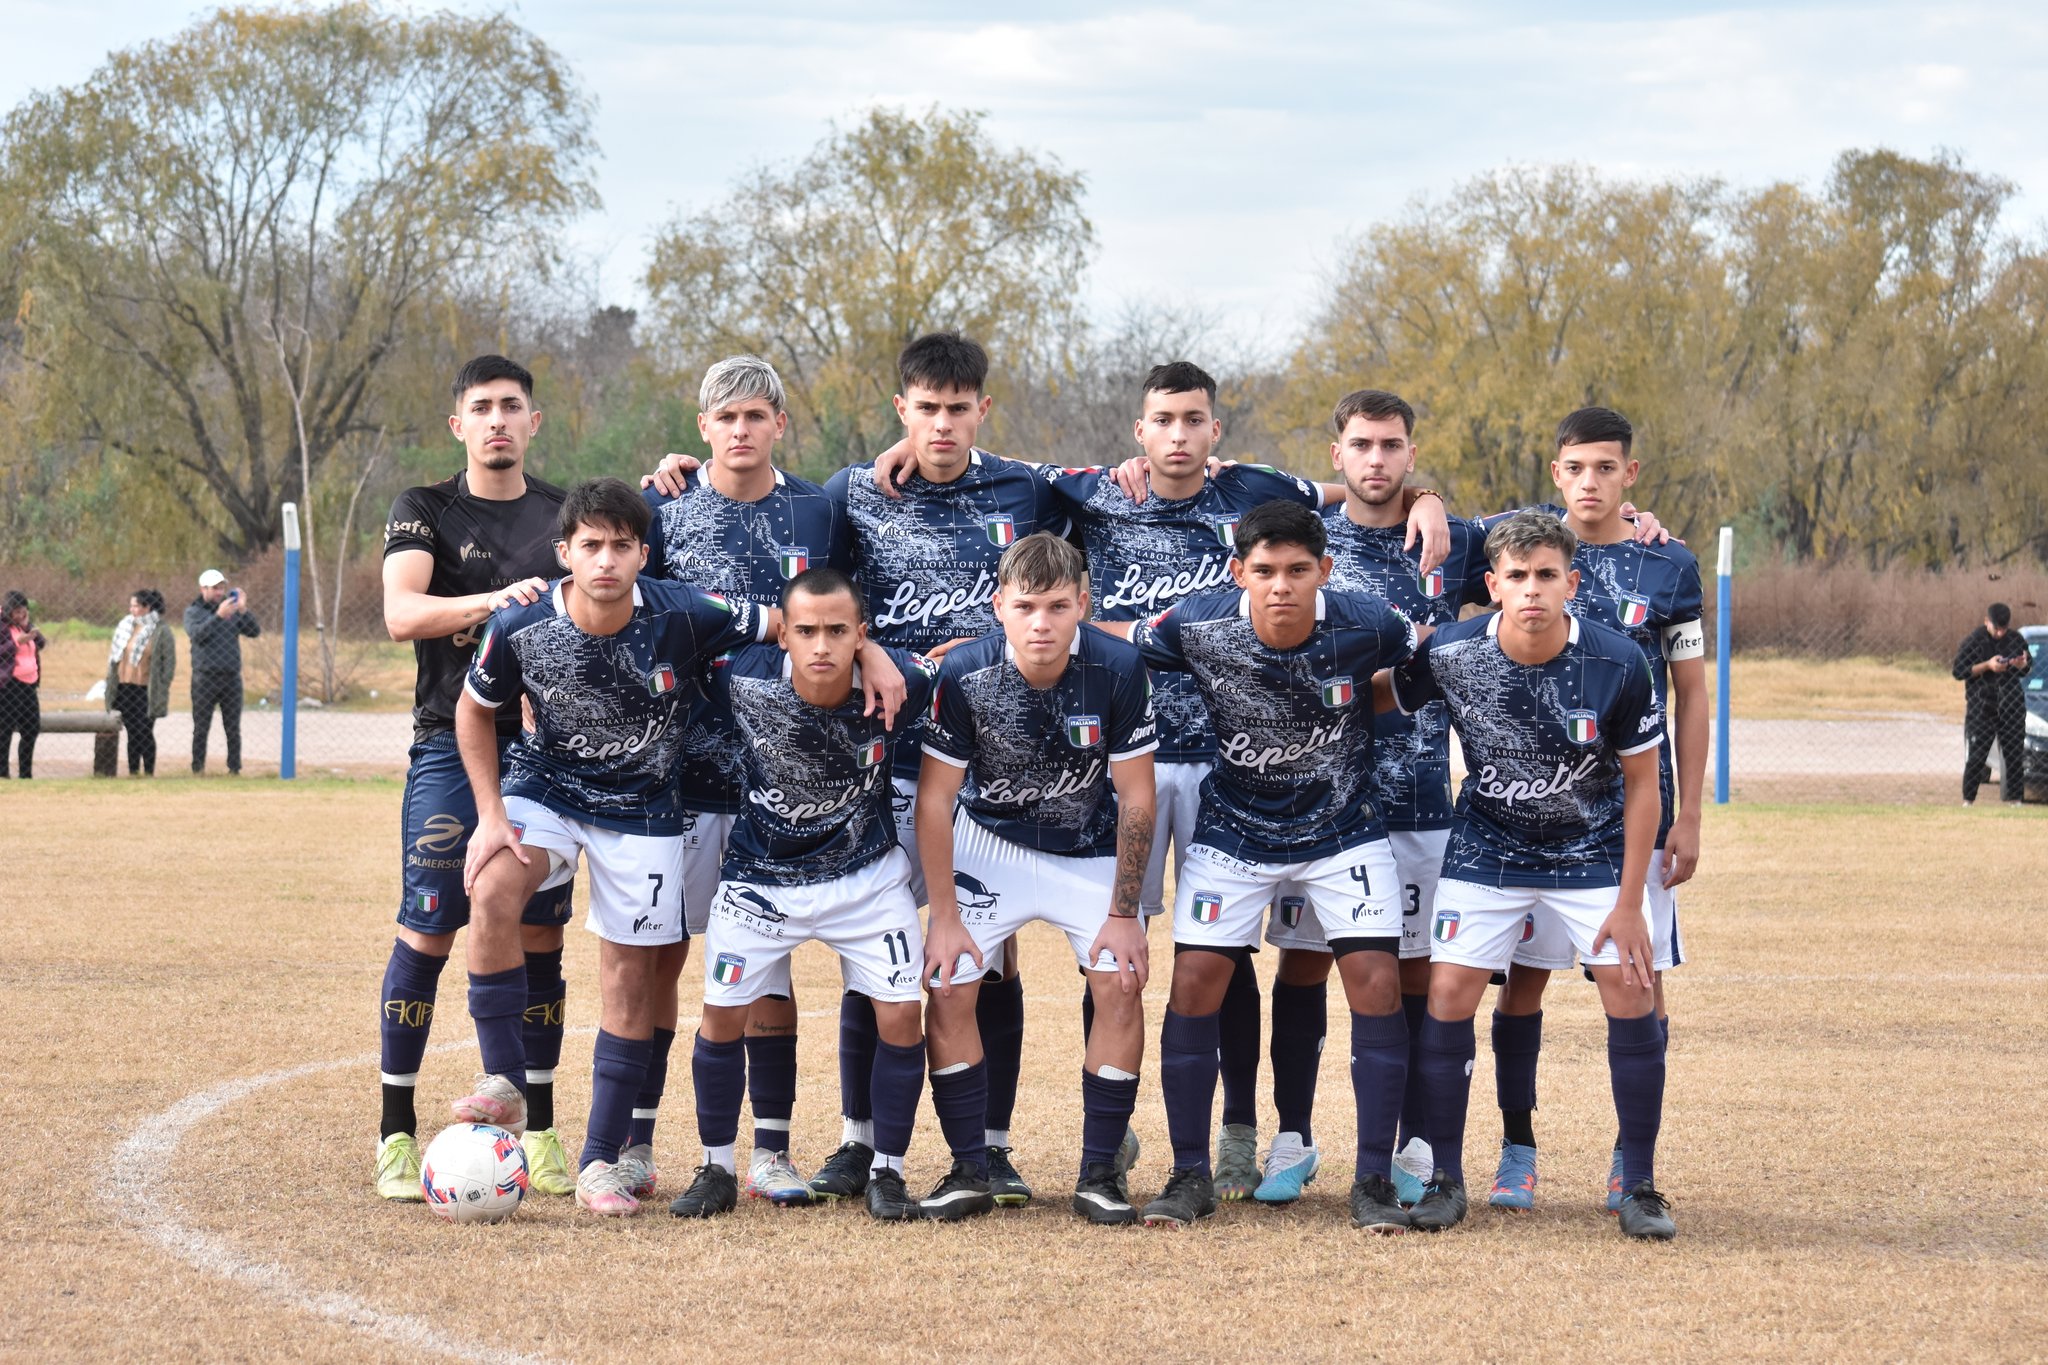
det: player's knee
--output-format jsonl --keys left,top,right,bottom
{"left": 518, "top": 922, "right": 565, "bottom": 953}
{"left": 397, "top": 926, "right": 456, "bottom": 957}
{"left": 1167, "top": 944, "right": 1239, "bottom": 1014}
{"left": 698, "top": 1002, "right": 748, "bottom": 1042}
{"left": 1277, "top": 946, "right": 1334, "bottom": 986}
{"left": 872, "top": 1000, "right": 923, "bottom": 1047}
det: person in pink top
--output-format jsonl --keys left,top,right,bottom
{"left": 0, "top": 591, "right": 46, "bottom": 779}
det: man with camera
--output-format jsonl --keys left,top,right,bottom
{"left": 186, "top": 568, "right": 261, "bottom": 776}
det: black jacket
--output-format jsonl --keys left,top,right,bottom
{"left": 184, "top": 595, "right": 261, "bottom": 673}
{"left": 1951, "top": 625, "right": 2031, "bottom": 713}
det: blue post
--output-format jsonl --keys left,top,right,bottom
{"left": 1714, "top": 525, "right": 1732, "bottom": 804}
{"left": 281, "top": 502, "right": 301, "bottom": 781}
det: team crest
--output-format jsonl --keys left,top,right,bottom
{"left": 1278, "top": 895, "right": 1305, "bottom": 929}
{"left": 778, "top": 546, "right": 809, "bottom": 579}
{"left": 713, "top": 953, "right": 746, "bottom": 985}
{"left": 646, "top": 664, "right": 677, "bottom": 696}
{"left": 1419, "top": 567, "right": 1445, "bottom": 598}
{"left": 1616, "top": 595, "right": 1650, "bottom": 628}
{"left": 1211, "top": 517, "right": 1239, "bottom": 548}
{"left": 1520, "top": 913, "right": 1536, "bottom": 943}
{"left": 1565, "top": 710, "right": 1599, "bottom": 745}
{"left": 1192, "top": 891, "right": 1223, "bottom": 925}
{"left": 1433, "top": 910, "right": 1460, "bottom": 943}
{"left": 856, "top": 737, "right": 886, "bottom": 768}
{"left": 1065, "top": 714, "right": 1102, "bottom": 748}
{"left": 1321, "top": 677, "right": 1355, "bottom": 708}
{"left": 984, "top": 514, "right": 1017, "bottom": 547}
{"left": 413, "top": 891, "right": 439, "bottom": 916}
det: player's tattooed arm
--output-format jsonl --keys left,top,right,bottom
{"left": 1110, "top": 804, "right": 1154, "bottom": 919}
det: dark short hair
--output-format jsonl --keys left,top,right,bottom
{"left": 2, "top": 590, "right": 26, "bottom": 615}
{"left": 1556, "top": 405, "right": 1633, "bottom": 455}
{"left": 997, "top": 532, "right": 1088, "bottom": 595}
{"left": 555, "top": 477, "right": 651, "bottom": 544}
{"left": 1988, "top": 603, "right": 2013, "bottom": 629}
{"left": 783, "top": 566, "right": 864, "bottom": 621}
{"left": 1142, "top": 361, "right": 1218, "bottom": 408}
{"left": 1332, "top": 388, "right": 1415, "bottom": 437}
{"left": 1484, "top": 509, "right": 1579, "bottom": 567}
{"left": 452, "top": 354, "right": 535, "bottom": 405}
{"left": 899, "top": 332, "right": 989, "bottom": 396}
{"left": 135, "top": 587, "right": 165, "bottom": 614}
{"left": 1234, "top": 499, "right": 1326, "bottom": 560}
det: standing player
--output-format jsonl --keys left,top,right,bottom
{"left": 1106, "top": 499, "right": 1420, "bottom": 1231}
{"left": 917, "top": 534, "right": 1159, "bottom": 1224}
{"left": 374, "top": 356, "right": 577, "bottom": 1201}
{"left": 817, "top": 332, "right": 1068, "bottom": 1206}
{"left": 455, "top": 478, "right": 768, "bottom": 1216}
{"left": 1389, "top": 510, "right": 1676, "bottom": 1240}
{"left": 1486, "top": 408, "right": 1704, "bottom": 1214}
{"left": 641, "top": 354, "right": 857, "bottom": 1205}
{"left": 671, "top": 569, "right": 939, "bottom": 1222}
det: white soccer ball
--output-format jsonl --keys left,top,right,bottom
{"left": 420, "top": 1123, "right": 529, "bottom": 1224}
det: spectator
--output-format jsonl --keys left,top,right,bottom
{"left": 1951, "top": 601, "right": 2033, "bottom": 805}
{"left": 185, "top": 568, "right": 260, "bottom": 776}
{"left": 108, "top": 588, "right": 176, "bottom": 777}
{"left": 1, "top": 590, "right": 46, "bottom": 779}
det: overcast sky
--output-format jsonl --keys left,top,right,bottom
{"left": 6, "top": 1, "right": 2046, "bottom": 348}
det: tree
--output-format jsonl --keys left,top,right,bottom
{"left": 644, "top": 106, "right": 1094, "bottom": 472}
{"left": 0, "top": 2, "right": 597, "bottom": 562}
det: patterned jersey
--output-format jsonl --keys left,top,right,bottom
{"left": 383, "top": 471, "right": 567, "bottom": 744}
{"left": 463, "top": 579, "right": 764, "bottom": 836}
{"left": 1321, "top": 510, "right": 1493, "bottom": 830}
{"left": 1130, "top": 589, "right": 1417, "bottom": 862}
{"left": 922, "top": 626, "right": 1159, "bottom": 857}
{"left": 643, "top": 469, "right": 855, "bottom": 813}
{"left": 1391, "top": 612, "right": 1663, "bottom": 889}
{"left": 825, "top": 450, "right": 1067, "bottom": 778}
{"left": 712, "top": 644, "right": 940, "bottom": 886}
{"left": 1046, "top": 464, "right": 1321, "bottom": 765}
{"left": 1483, "top": 505, "right": 1705, "bottom": 842}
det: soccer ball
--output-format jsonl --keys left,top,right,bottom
{"left": 420, "top": 1123, "right": 529, "bottom": 1224}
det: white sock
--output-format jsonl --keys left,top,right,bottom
{"left": 705, "top": 1143, "right": 736, "bottom": 1172}
{"left": 873, "top": 1152, "right": 905, "bottom": 1174}
{"left": 985, "top": 1128, "right": 1011, "bottom": 1149}
{"left": 843, "top": 1117, "right": 875, "bottom": 1147}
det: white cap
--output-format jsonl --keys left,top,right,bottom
{"left": 198, "top": 569, "right": 226, "bottom": 588}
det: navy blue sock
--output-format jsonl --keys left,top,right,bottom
{"left": 466, "top": 965, "right": 528, "bottom": 1091}
{"left": 838, "top": 992, "right": 876, "bottom": 1122}
{"left": 1608, "top": 1013, "right": 1666, "bottom": 1191}
{"left": 977, "top": 973, "right": 1025, "bottom": 1133}
{"left": 1160, "top": 1009, "right": 1221, "bottom": 1176}
{"left": 928, "top": 1059, "right": 989, "bottom": 1176}
{"left": 692, "top": 1033, "right": 745, "bottom": 1153}
{"left": 870, "top": 1038, "right": 927, "bottom": 1163}
{"left": 1396, "top": 992, "right": 1428, "bottom": 1148}
{"left": 1080, "top": 982, "right": 1094, "bottom": 1044}
{"left": 378, "top": 939, "right": 446, "bottom": 1138}
{"left": 579, "top": 1030, "right": 652, "bottom": 1169}
{"left": 1218, "top": 955, "right": 1261, "bottom": 1129}
{"left": 1350, "top": 1009, "right": 1408, "bottom": 1180}
{"left": 745, "top": 1033, "right": 799, "bottom": 1153}
{"left": 521, "top": 948, "right": 565, "bottom": 1131}
{"left": 626, "top": 1027, "right": 675, "bottom": 1147}
{"left": 1081, "top": 1069, "right": 1139, "bottom": 1174}
{"left": 1268, "top": 980, "right": 1326, "bottom": 1146}
{"left": 1660, "top": 1015, "right": 1671, "bottom": 1052}
{"left": 1417, "top": 1012, "right": 1477, "bottom": 1185}
{"left": 1493, "top": 1009, "right": 1543, "bottom": 1146}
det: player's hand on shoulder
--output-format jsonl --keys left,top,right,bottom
{"left": 856, "top": 640, "right": 907, "bottom": 729}
{"left": 923, "top": 917, "right": 984, "bottom": 996}
{"left": 872, "top": 437, "right": 916, "bottom": 498}
{"left": 1404, "top": 491, "right": 1451, "bottom": 576}
{"left": 488, "top": 577, "right": 548, "bottom": 612}
{"left": 644, "top": 452, "right": 701, "bottom": 497}
{"left": 924, "top": 636, "right": 974, "bottom": 660}
{"left": 1621, "top": 503, "right": 1675, "bottom": 545}
{"left": 1111, "top": 456, "right": 1151, "bottom": 503}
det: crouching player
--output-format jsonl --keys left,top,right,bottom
{"left": 1386, "top": 510, "right": 1676, "bottom": 1240}
{"left": 917, "top": 533, "right": 1158, "bottom": 1225}
{"left": 456, "top": 478, "right": 768, "bottom": 1216}
{"left": 669, "top": 568, "right": 941, "bottom": 1222}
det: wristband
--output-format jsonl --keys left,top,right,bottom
{"left": 1107, "top": 909, "right": 1139, "bottom": 920}
{"left": 1408, "top": 487, "right": 1443, "bottom": 503}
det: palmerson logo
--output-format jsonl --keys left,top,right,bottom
{"left": 413, "top": 812, "right": 466, "bottom": 854}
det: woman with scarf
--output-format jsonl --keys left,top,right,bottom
{"left": 106, "top": 588, "right": 176, "bottom": 776}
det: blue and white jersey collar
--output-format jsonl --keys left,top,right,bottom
{"left": 549, "top": 579, "right": 645, "bottom": 614}
{"left": 1484, "top": 610, "right": 1580, "bottom": 646}
{"left": 1235, "top": 589, "right": 1329, "bottom": 623}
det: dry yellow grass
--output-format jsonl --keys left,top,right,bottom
{"left": 1711, "top": 653, "right": 1961, "bottom": 720}
{"left": 1, "top": 782, "right": 2042, "bottom": 1362}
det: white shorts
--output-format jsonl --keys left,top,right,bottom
{"left": 1266, "top": 827, "right": 1449, "bottom": 960}
{"left": 890, "top": 775, "right": 930, "bottom": 906}
{"left": 1142, "top": 761, "right": 1211, "bottom": 920}
{"left": 680, "top": 810, "right": 737, "bottom": 936}
{"left": 1511, "top": 849, "right": 1681, "bottom": 973}
{"left": 701, "top": 847, "right": 924, "bottom": 1008}
{"left": 502, "top": 795, "right": 685, "bottom": 946}
{"left": 1176, "top": 840, "right": 1402, "bottom": 951}
{"left": 1431, "top": 878, "right": 1650, "bottom": 974}
{"left": 936, "top": 810, "right": 1124, "bottom": 985}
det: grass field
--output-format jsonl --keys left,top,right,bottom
{"left": 2, "top": 782, "right": 2042, "bottom": 1362}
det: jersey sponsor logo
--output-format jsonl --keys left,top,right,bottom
{"left": 984, "top": 513, "right": 1017, "bottom": 547}
{"left": 632, "top": 914, "right": 665, "bottom": 934}
{"left": 563, "top": 709, "right": 676, "bottom": 761}
{"left": 857, "top": 736, "right": 886, "bottom": 768}
{"left": 385, "top": 518, "right": 431, "bottom": 542}
{"left": 778, "top": 547, "right": 809, "bottom": 579}
{"left": 1192, "top": 891, "right": 1223, "bottom": 923}
{"left": 1433, "top": 909, "right": 1460, "bottom": 942}
{"left": 1098, "top": 554, "right": 1236, "bottom": 613}
{"left": 1638, "top": 709, "right": 1660, "bottom": 734}
{"left": 1617, "top": 595, "right": 1650, "bottom": 628}
{"left": 1065, "top": 714, "right": 1102, "bottom": 748}
{"left": 414, "top": 812, "right": 467, "bottom": 854}
{"left": 953, "top": 872, "right": 1000, "bottom": 911}
{"left": 646, "top": 664, "right": 677, "bottom": 696}
{"left": 1471, "top": 752, "right": 1603, "bottom": 806}
{"left": 1277, "top": 894, "right": 1305, "bottom": 929}
{"left": 874, "top": 567, "right": 1000, "bottom": 632}
{"left": 1321, "top": 677, "right": 1355, "bottom": 708}
{"left": 749, "top": 775, "right": 866, "bottom": 823}
{"left": 719, "top": 884, "right": 786, "bottom": 923}
{"left": 1211, "top": 516, "right": 1240, "bottom": 548}
{"left": 979, "top": 757, "right": 1106, "bottom": 806}
{"left": 713, "top": 953, "right": 746, "bottom": 985}
{"left": 1419, "top": 567, "right": 1445, "bottom": 598}
{"left": 1565, "top": 710, "right": 1599, "bottom": 745}
{"left": 459, "top": 541, "right": 491, "bottom": 562}
{"left": 1218, "top": 714, "right": 1352, "bottom": 773}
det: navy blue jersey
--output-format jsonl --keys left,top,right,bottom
{"left": 1391, "top": 613, "right": 1663, "bottom": 889}
{"left": 384, "top": 472, "right": 567, "bottom": 744}
{"left": 643, "top": 469, "right": 855, "bottom": 813}
{"left": 826, "top": 451, "right": 1067, "bottom": 778}
{"left": 922, "top": 627, "right": 1159, "bottom": 857}
{"left": 1322, "top": 510, "right": 1492, "bottom": 831}
{"left": 1130, "top": 589, "right": 1417, "bottom": 862}
{"left": 1047, "top": 464, "right": 1322, "bottom": 765}
{"left": 713, "top": 644, "right": 939, "bottom": 887}
{"left": 463, "top": 579, "right": 764, "bottom": 836}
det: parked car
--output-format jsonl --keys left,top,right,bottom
{"left": 2024, "top": 625, "right": 2048, "bottom": 802}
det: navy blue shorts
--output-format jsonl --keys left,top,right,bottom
{"left": 398, "top": 731, "right": 574, "bottom": 933}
